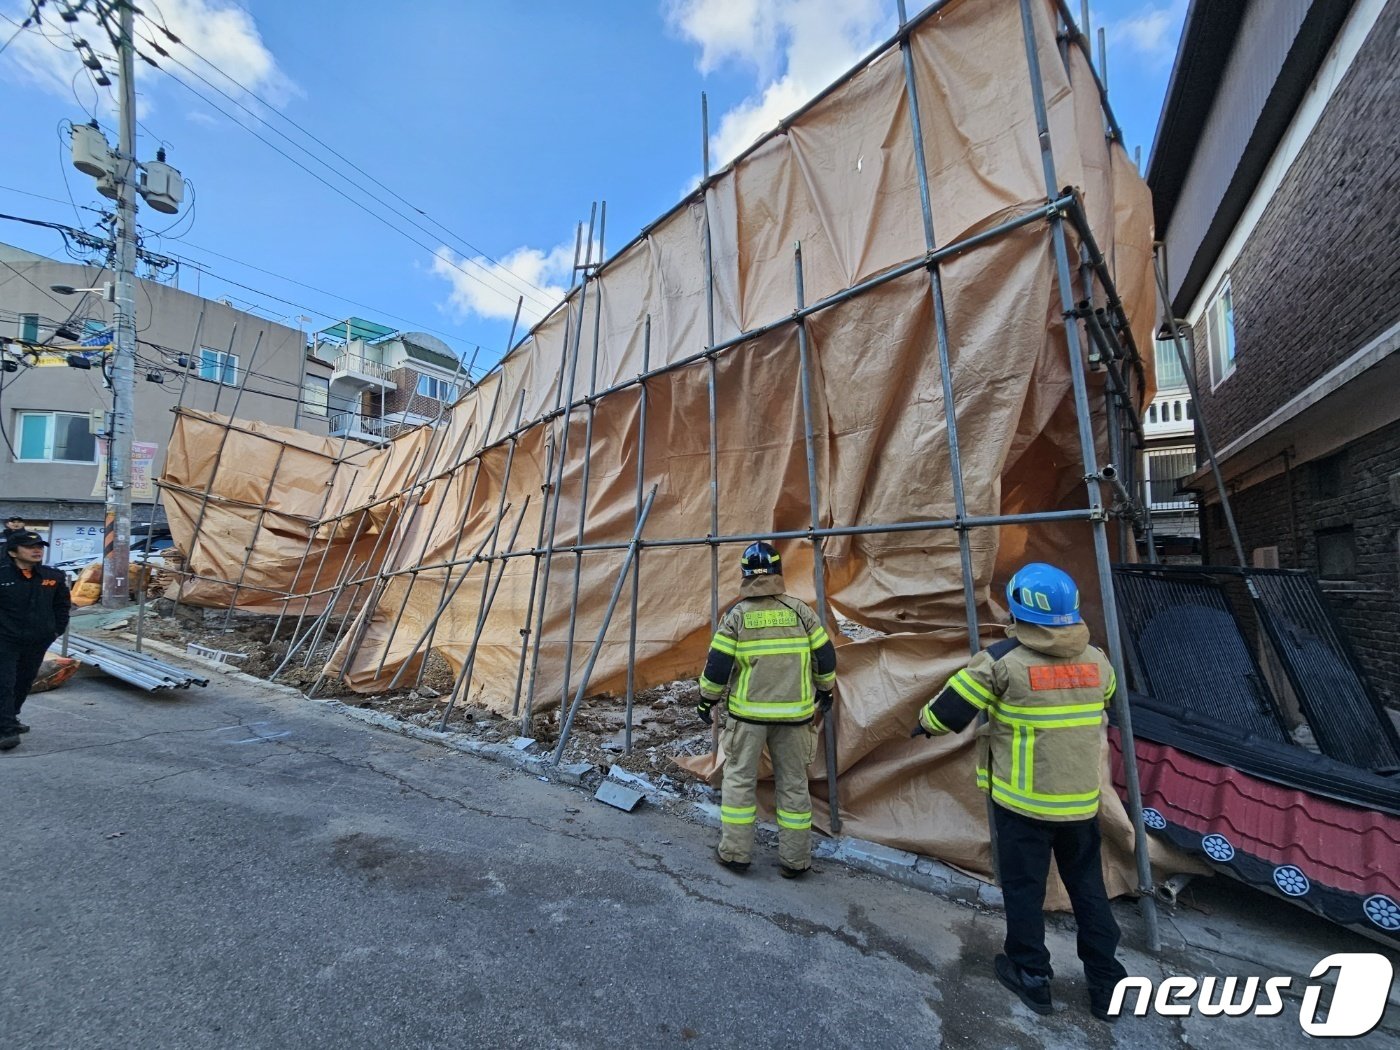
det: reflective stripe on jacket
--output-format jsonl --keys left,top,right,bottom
{"left": 918, "top": 622, "right": 1116, "bottom": 821}
{"left": 699, "top": 575, "right": 836, "bottom": 724}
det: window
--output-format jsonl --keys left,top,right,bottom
{"left": 416, "top": 374, "right": 458, "bottom": 402}
{"left": 1312, "top": 451, "right": 1347, "bottom": 500}
{"left": 1203, "top": 279, "right": 1236, "bottom": 385}
{"left": 20, "top": 313, "right": 40, "bottom": 342}
{"left": 1315, "top": 527, "right": 1356, "bottom": 580}
{"left": 15, "top": 411, "right": 97, "bottom": 463}
{"left": 199, "top": 347, "right": 239, "bottom": 385}
{"left": 1145, "top": 448, "right": 1197, "bottom": 508}
{"left": 1153, "top": 337, "right": 1187, "bottom": 389}
{"left": 302, "top": 375, "right": 329, "bottom": 417}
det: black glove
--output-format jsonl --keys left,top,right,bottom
{"left": 817, "top": 690, "right": 833, "bottom": 714}
{"left": 911, "top": 723, "right": 931, "bottom": 738}
{"left": 696, "top": 700, "right": 713, "bottom": 726}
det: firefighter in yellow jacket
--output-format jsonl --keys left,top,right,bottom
{"left": 913, "top": 563, "right": 1128, "bottom": 1023}
{"left": 698, "top": 542, "right": 837, "bottom": 878}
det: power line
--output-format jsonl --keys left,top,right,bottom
{"left": 137, "top": 9, "right": 557, "bottom": 306}
{"left": 0, "top": 201, "right": 490, "bottom": 367}
{"left": 130, "top": 25, "right": 558, "bottom": 317}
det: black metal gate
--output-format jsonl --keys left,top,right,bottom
{"left": 1113, "top": 564, "right": 1400, "bottom": 772}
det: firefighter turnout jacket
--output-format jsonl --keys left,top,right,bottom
{"left": 699, "top": 575, "right": 837, "bottom": 723}
{"left": 918, "top": 621, "right": 1116, "bottom": 821}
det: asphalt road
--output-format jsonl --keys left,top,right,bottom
{"left": 2, "top": 663, "right": 1394, "bottom": 1049}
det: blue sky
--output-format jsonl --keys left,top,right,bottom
{"left": 0, "top": 0, "right": 1186, "bottom": 375}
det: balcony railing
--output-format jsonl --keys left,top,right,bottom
{"left": 1143, "top": 393, "right": 1194, "bottom": 437}
{"left": 330, "top": 353, "right": 395, "bottom": 387}
{"left": 328, "top": 412, "right": 390, "bottom": 440}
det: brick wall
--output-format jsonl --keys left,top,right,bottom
{"left": 1196, "top": 0, "right": 1400, "bottom": 450}
{"left": 383, "top": 365, "right": 447, "bottom": 420}
{"left": 1205, "top": 418, "right": 1400, "bottom": 708}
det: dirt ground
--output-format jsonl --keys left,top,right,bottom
{"left": 130, "top": 599, "right": 718, "bottom": 788}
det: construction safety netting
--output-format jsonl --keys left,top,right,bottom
{"left": 159, "top": 0, "right": 1199, "bottom": 899}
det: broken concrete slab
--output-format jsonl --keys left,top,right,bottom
{"left": 595, "top": 779, "right": 645, "bottom": 812}
{"left": 607, "top": 765, "right": 657, "bottom": 793}
{"left": 511, "top": 736, "right": 536, "bottom": 751}
{"left": 556, "top": 762, "right": 594, "bottom": 787}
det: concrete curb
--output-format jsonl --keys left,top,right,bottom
{"left": 101, "top": 633, "right": 1008, "bottom": 913}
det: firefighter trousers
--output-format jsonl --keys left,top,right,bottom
{"left": 993, "top": 803, "right": 1128, "bottom": 998}
{"left": 718, "top": 717, "right": 817, "bottom": 870}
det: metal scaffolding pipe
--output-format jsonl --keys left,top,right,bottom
{"left": 436, "top": 498, "right": 531, "bottom": 731}
{"left": 551, "top": 485, "right": 658, "bottom": 764}
{"left": 1019, "top": 0, "right": 1159, "bottom": 951}
{"left": 793, "top": 243, "right": 843, "bottom": 833}
{"left": 624, "top": 316, "right": 651, "bottom": 754}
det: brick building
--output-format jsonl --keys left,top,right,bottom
{"left": 1147, "top": 0, "right": 1400, "bottom": 707}
{"left": 311, "top": 318, "right": 466, "bottom": 443}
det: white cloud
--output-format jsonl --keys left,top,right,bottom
{"left": 1100, "top": 1, "right": 1187, "bottom": 70}
{"left": 431, "top": 243, "right": 574, "bottom": 328}
{"left": 668, "top": 0, "right": 893, "bottom": 167}
{"left": 0, "top": 0, "right": 296, "bottom": 118}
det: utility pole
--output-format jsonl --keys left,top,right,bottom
{"left": 103, "top": 0, "right": 138, "bottom": 606}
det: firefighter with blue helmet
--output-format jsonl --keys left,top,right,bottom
{"left": 912, "top": 562, "right": 1128, "bottom": 1022}
{"left": 698, "top": 541, "right": 837, "bottom": 878}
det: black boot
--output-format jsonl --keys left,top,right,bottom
{"left": 995, "top": 954, "right": 1052, "bottom": 1015}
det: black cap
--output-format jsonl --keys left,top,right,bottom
{"left": 6, "top": 530, "right": 48, "bottom": 550}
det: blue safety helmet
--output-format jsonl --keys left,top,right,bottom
{"left": 1005, "top": 562, "right": 1081, "bottom": 626}
{"left": 740, "top": 541, "right": 782, "bottom": 577}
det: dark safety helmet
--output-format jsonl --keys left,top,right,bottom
{"left": 1005, "top": 562, "right": 1081, "bottom": 626}
{"left": 740, "top": 541, "right": 781, "bottom": 577}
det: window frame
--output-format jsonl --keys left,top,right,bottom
{"left": 199, "top": 347, "right": 240, "bottom": 386}
{"left": 416, "top": 374, "right": 458, "bottom": 402}
{"left": 1204, "top": 278, "right": 1237, "bottom": 389}
{"left": 302, "top": 374, "right": 330, "bottom": 417}
{"left": 14, "top": 410, "right": 99, "bottom": 464}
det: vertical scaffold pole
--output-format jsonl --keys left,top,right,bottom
{"left": 437, "top": 498, "right": 530, "bottom": 730}
{"left": 389, "top": 386, "right": 524, "bottom": 692}
{"left": 793, "top": 244, "right": 842, "bottom": 832}
{"left": 700, "top": 93, "right": 721, "bottom": 635}
{"left": 511, "top": 337, "right": 574, "bottom": 718}
{"left": 522, "top": 211, "right": 596, "bottom": 733}
{"left": 221, "top": 444, "right": 287, "bottom": 630}
{"left": 369, "top": 351, "right": 480, "bottom": 675}
{"left": 560, "top": 202, "right": 607, "bottom": 717}
{"left": 552, "top": 485, "right": 658, "bottom": 764}
{"left": 175, "top": 329, "right": 262, "bottom": 612}
{"left": 623, "top": 315, "right": 651, "bottom": 754}
{"left": 1018, "top": 0, "right": 1159, "bottom": 951}
{"left": 897, "top": 0, "right": 995, "bottom": 867}
{"left": 410, "top": 378, "right": 507, "bottom": 688}
{"left": 300, "top": 441, "right": 420, "bottom": 675}
{"left": 1152, "top": 249, "right": 1247, "bottom": 569}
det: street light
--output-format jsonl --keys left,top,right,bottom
{"left": 51, "top": 283, "right": 114, "bottom": 301}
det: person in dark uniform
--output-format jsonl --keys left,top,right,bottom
{"left": 2, "top": 515, "right": 27, "bottom": 544}
{"left": 912, "top": 562, "right": 1128, "bottom": 1022}
{"left": 0, "top": 530, "right": 71, "bottom": 750}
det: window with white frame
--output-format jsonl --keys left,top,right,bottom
{"left": 199, "top": 347, "right": 240, "bottom": 386}
{"left": 416, "top": 374, "right": 458, "bottom": 402}
{"left": 15, "top": 410, "right": 97, "bottom": 463}
{"left": 1203, "top": 279, "right": 1236, "bottom": 386}
{"left": 1153, "top": 337, "right": 1187, "bottom": 389}
{"left": 302, "top": 375, "right": 329, "bottom": 416}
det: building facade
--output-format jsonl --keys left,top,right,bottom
{"left": 1147, "top": 0, "right": 1399, "bottom": 705}
{"left": 0, "top": 243, "right": 332, "bottom": 566}
{"left": 311, "top": 317, "right": 466, "bottom": 443}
